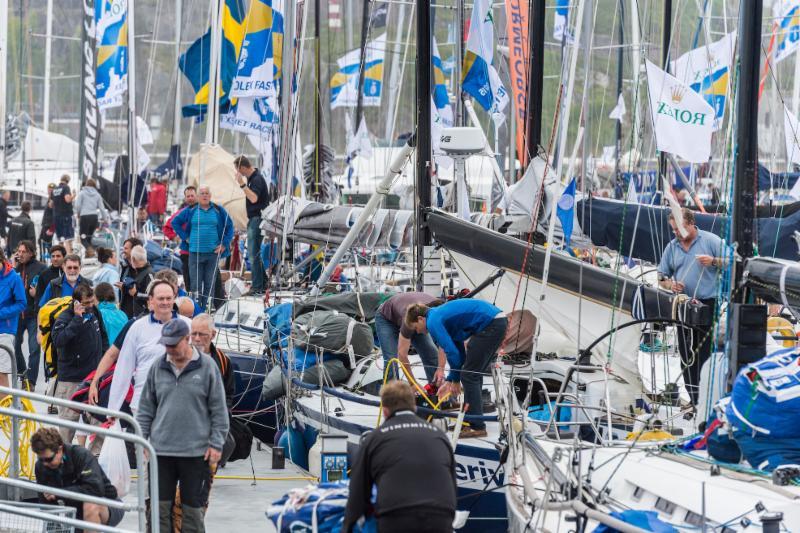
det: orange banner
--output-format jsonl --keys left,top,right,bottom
{"left": 505, "top": 0, "right": 530, "bottom": 167}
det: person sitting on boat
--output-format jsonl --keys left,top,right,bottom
{"left": 658, "top": 207, "right": 725, "bottom": 406}
{"left": 171, "top": 185, "right": 234, "bottom": 310}
{"left": 376, "top": 292, "right": 445, "bottom": 385}
{"left": 343, "top": 380, "right": 456, "bottom": 533}
{"left": 405, "top": 299, "right": 508, "bottom": 439}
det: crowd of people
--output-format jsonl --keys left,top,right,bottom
{"left": 0, "top": 155, "right": 277, "bottom": 531}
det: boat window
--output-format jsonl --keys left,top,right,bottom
{"left": 654, "top": 497, "right": 676, "bottom": 516}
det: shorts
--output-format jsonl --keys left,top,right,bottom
{"left": 0, "top": 334, "right": 13, "bottom": 374}
{"left": 107, "top": 501, "right": 125, "bottom": 527}
{"left": 55, "top": 215, "right": 74, "bottom": 240}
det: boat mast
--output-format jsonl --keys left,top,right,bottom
{"left": 313, "top": 0, "right": 321, "bottom": 199}
{"left": 658, "top": 0, "right": 671, "bottom": 191}
{"left": 525, "top": 0, "right": 544, "bottom": 164}
{"left": 415, "top": 0, "right": 432, "bottom": 291}
{"left": 353, "top": 0, "right": 371, "bottom": 182}
{"left": 627, "top": 0, "right": 641, "bottom": 167}
{"left": 613, "top": 0, "right": 624, "bottom": 185}
{"left": 43, "top": 0, "right": 52, "bottom": 131}
{"left": 173, "top": 0, "right": 183, "bottom": 155}
{"left": 454, "top": 0, "right": 464, "bottom": 126}
{"left": 0, "top": 0, "right": 6, "bottom": 179}
{"left": 127, "top": 0, "right": 139, "bottom": 228}
{"left": 732, "top": 0, "right": 760, "bottom": 275}
{"left": 384, "top": 3, "right": 406, "bottom": 140}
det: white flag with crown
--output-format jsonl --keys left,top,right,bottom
{"left": 646, "top": 60, "right": 714, "bottom": 163}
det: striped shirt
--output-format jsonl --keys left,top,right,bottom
{"left": 189, "top": 206, "right": 220, "bottom": 253}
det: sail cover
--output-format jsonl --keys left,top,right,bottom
{"left": 577, "top": 197, "right": 800, "bottom": 263}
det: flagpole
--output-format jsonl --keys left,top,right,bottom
{"left": 628, "top": 0, "right": 642, "bottom": 167}
{"left": 313, "top": 0, "right": 322, "bottom": 200}
{"left": 206, "top": 0, "right": 223, "bottom": 145}
{"left": 43, "top": 0, "right": 52, "bottom": 131}
{"left": 353, "top": 0, "right": 371, "bottom": 148}
{"left": 415, "top": 0, "right": 432, "bottom": 292}
{"left": 384, "top": 2, "right": 406, "bottom": 140}
{"left": 454, "top": 0, "right": 464, "bottom": 126}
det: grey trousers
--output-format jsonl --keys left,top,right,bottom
{"left": 261, "top": 359, "right": 351, "bottom": 401}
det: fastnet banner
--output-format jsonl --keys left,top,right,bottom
{"left": 96, "top": 0, "right": 128, "bottom": 110}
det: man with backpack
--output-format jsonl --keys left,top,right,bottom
{"left": 50, "top": 284, "right": 108, "bottom": 446}
{"left": 0, "top": 248, "right": 26, "bottom": 390}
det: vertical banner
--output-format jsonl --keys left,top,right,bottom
{"left": 504, "top": 0, "right": 529, "bottom": 165}
{"left": 79, "top": 0, "right": 101, "bottom": 183}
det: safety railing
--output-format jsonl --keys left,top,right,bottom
{"left": 0, "top": 383, "right": 159, "bottom": 533}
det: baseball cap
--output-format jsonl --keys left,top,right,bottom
{"left": 158, "top": 319, "right": 190, "bottom": 346}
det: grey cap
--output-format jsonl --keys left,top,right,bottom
{"left": 158, "top": 318, "right": 190, "bottom": 346}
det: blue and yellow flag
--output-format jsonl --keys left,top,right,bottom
{"left": 96, "top": 0, "right": 128, "bottom": 110}
{"left": 432, "top": 38, "right": 453, "bottom": 127}
{"left": 462, "top": 0, "right": 508, "bottom": 119}
{"left": 179, "top": 0, "right": 246, "bottom": 118}
{"left": 330, "top": 33, "right": 386, "bottom": 108}
{"left": 775, "top": 1, "right": 800, "bottom": 62}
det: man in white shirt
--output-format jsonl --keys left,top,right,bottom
{"left": 91, "top": 280, "right": 192, "bottom": 414}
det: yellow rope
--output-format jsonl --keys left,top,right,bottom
{"left": 376, "top": 358, "right": 452, "bottom": 427}
{"left": 0, "top": 396, "right": 40, "bottom": 479}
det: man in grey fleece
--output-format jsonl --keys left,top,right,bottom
{"left": 74, "top": 178, "right": 109, "bottom": 250}
{"left": 136, "top": 318, "right": 229, "bottom": 533}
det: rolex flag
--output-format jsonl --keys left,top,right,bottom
{"left": 645, "top": 60, "right": 714, "bottom": 163}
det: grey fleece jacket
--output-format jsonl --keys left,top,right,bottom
{"left": 74, "top": 187, "right": 109, "bottom": 219}
{"left": 136, "top": 349, "right": 230, "bottom": 457}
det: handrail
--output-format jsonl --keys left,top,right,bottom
{"left": 0, "top": 476, "right": 135, "bottom": 510}
{"left": 0, "top": 386, "right": 158, "bottom": 531}
{"left": 0, "top": 502, "right": 136, "bottom": 533}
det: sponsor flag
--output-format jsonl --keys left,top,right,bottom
{"left": 346, "top": 116, "right": 373, "bottom": 160}
{"left": 626, "top": 178, "right": 637, "bottom": 204}
{"left": 553, "top": 0, "right": 571, "bottom": 43}
{"left": 433, "top": 38, "right": 453, "bottom": 127}
{"left": 461, "top": 0, "right": 508, "bottom": 123}
{"left": 645, "top": 60, "right": 714, "bottom": 163}
{"left": 774, "top": 0, "right": 800, "bottom": 62}
{"left": 221, "top": 96, "right": 279, "bottom": 136}
{"left": 784, "top": 105, "right": 800, "bottom": 167}
{"left": 330, "top": 33, "right": 386, "bottom": 108}
{"left": 556, "top": 178, "right": 576, "bottom": 246}
{"left": 230, "top": 0, "right": 278, "bottom": 99}
{"left": 504, "top": 0, "right": 529, "bottom": 164}
{"left": 609, "top": 93, "right": 626, "bottom": 120}
{"left": 178, "top": 0, "right": 246, "bottom": 118}
{"left": 95, "top": 0, "right": 128, "bottom": 110}
{"left": 78, "top": 0, "right": 101, "bottom": 184}
{"left": 671, "top": 32, "right": 735, "bottom": 131}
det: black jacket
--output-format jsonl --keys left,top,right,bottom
{"left": 343, "top": 411, "right": 457, "bottom": 531}
{"left": 35, "top": 265, "right": 62, "bottom": 311}
{"left": 119, "top": 263, "right": 154, "bottom": 318}
{"left": 7, "top": 213, "right": 35, "bottom": 252}
{"left": 51, "top": 305, "right": 109, "bottom": 382}
{"left": 40, "top": 202, "right": 54, "bottom": 243}
{"left": 0, "top": 197, "right": 7, "bottom": 238}
{"left": 210, "top": 341, "right": 236, "bottom": 411}
{"left": 35, "top": 443, "right": 118, "bottom": 508}
{"left": 15, "top": 259, "right": 45, "bottom": 318}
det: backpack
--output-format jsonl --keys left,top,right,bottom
{"left": 37, "top": 296, "right": 73, "bottom": 380}
{"left": 228, "top": 418, "right": 253, "bottom": 462}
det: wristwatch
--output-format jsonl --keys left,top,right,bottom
{"left": 240, "top": 183, "right": 247, "bottom": 189}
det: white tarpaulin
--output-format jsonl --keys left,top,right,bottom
{"left": 186, "top": 144, "right": 247, "bottom": 230}
{"left": 646, "top": 60, "right": 714, "bottom": 163}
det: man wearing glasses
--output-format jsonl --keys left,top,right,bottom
{"left": 31, "top": 427, "right": 125, "bottom": 528}
{"left": 39, "top": 254, "right": 90, "bottom": 307}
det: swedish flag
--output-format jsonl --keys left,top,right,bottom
{"left": 179, "top": 0, "right": 246, "bottom": 118}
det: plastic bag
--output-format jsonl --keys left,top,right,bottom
{"left": 98, "top": 421, "right": 131, "bottom": 497}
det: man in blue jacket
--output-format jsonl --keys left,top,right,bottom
{"left": 0, "top": 248, "right": 27, "bottom": 390}
{"left": 405, "top": 299, "right": 508, "bottom": 438}
{"left": 39, "top": 254, "right": 91, "bottom": 308}
{"left": 172, "top": 186, "right": 234, "bottom": 310}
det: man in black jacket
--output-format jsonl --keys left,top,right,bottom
{"left": 0, "top": 190, "right": 9, "bottom": 240}
{"left": 34, "top": 244, "right": 66, "bottom": 311}
{"left": 343, "top": 380, "right": 457, "bottom": 533}
{"left": 31, "top": 427, "right": 124, "bottom": 527}
{"left": 13, "top": 240, "right": 45, "bottom": 388}
{"left": 7, "top": 201, "right": 36, "bottom": 254}
{"left": 51, "top": 284, "right": 109, "bottom": 445}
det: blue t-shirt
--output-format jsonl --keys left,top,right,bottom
{"left": 189, "top": 206, "right": 220, "bottom": 253}
{"left": 657, "top": 229, "right": 725, "bottom": 300}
